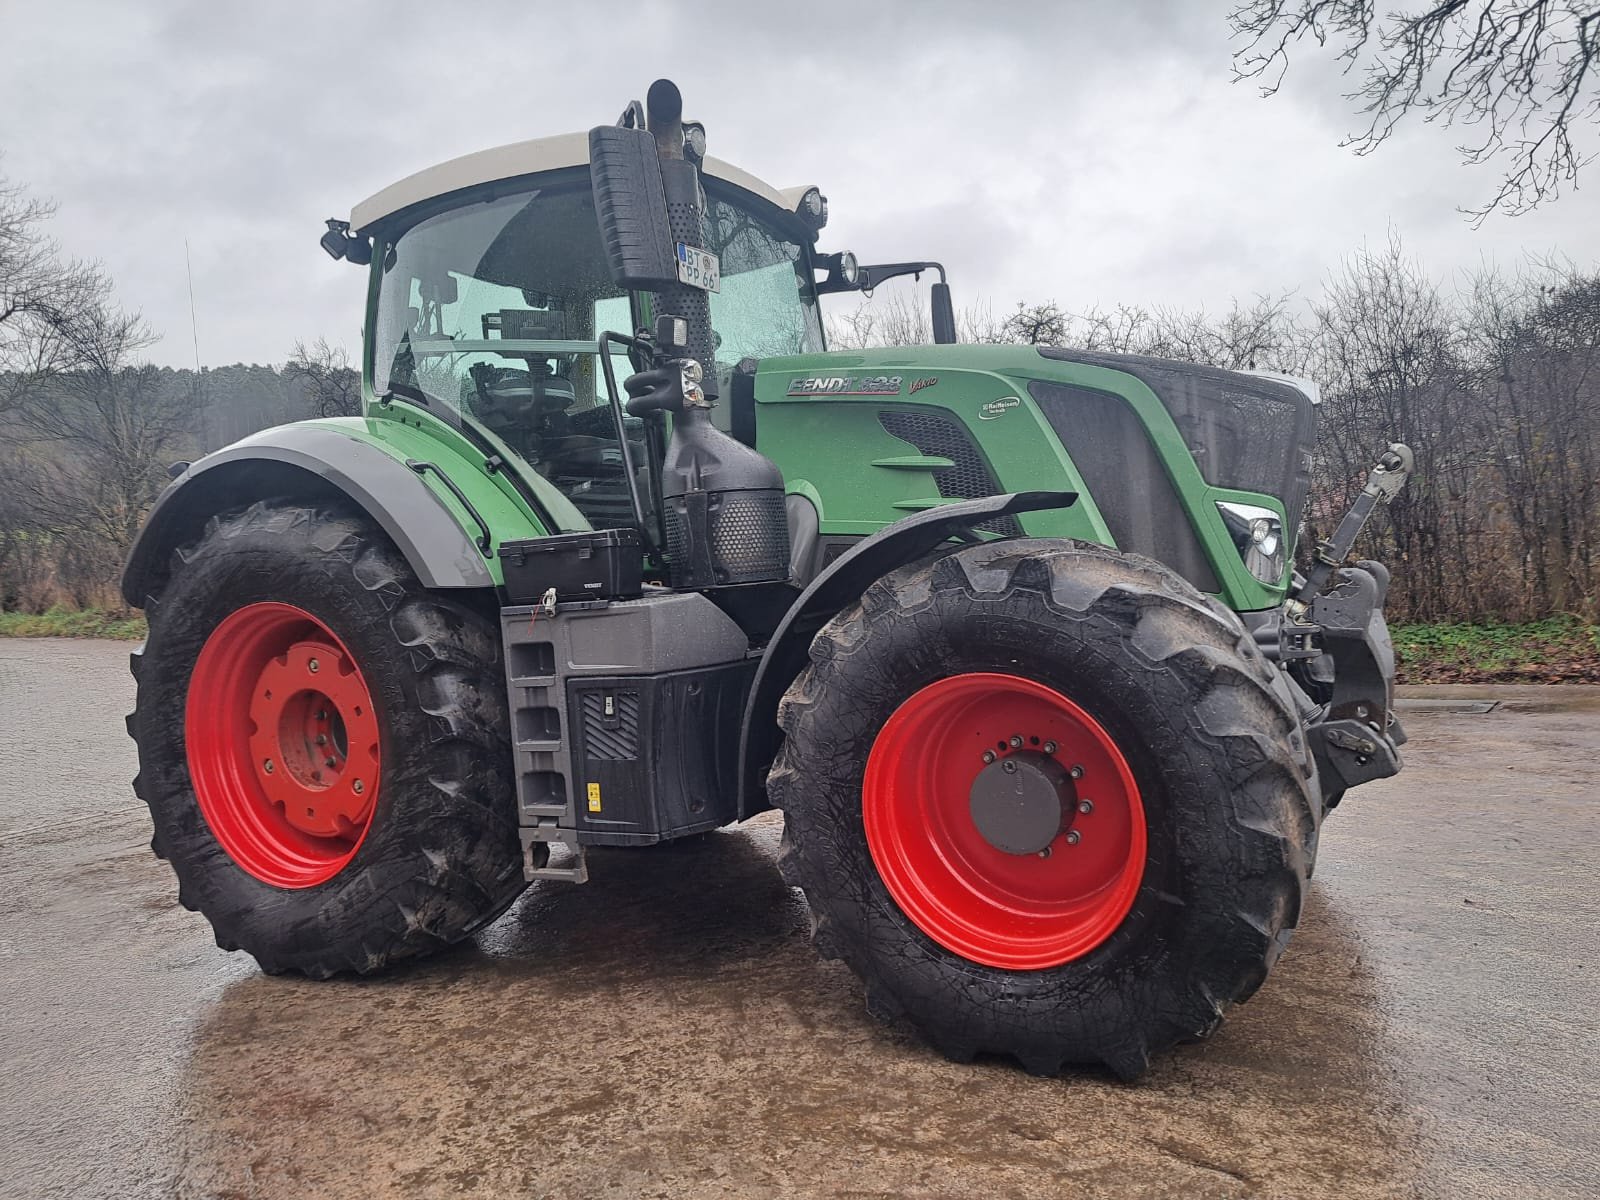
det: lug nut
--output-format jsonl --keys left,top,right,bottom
{"left": 1009, "top": 735, "right": 1023, "bottom": 749}
{"left": 1078, "top": 799, "right": 1094, "bottom": 815}
{"left": 1037, "top": 847, "right": 1051, "bottom": 859}
{"left": 315, "top": 734, "right": 328, "bottom": 746}
{"left": 1066, "top": 830, "right": 1081, "bottom": 846}
{"left": 1002, "top": 760, "right": 1018, "bottom": 774}
{"left": 353, "top": 779, "right": 365, "bottom": 795}
{"left": 325, "top": 757, "right": 337, "bottom": 769}
{"left": 316, "top": 710, "right": 328, "bottom": 721}
{"left": 1069, "top": 764, "right": 1084, "bottom": 780}
{"left": 982, "top": 750, "right": 996, "bottom": 764}
{"left": 308, "top": 658, "right": 320, "bottom": 674}
{"left": 262, "top": 758, "right": 274, "bottom": 774}
{"left": 1043, "top": 740, "right": 1058, "bottom": 755}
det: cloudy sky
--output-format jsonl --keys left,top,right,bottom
{"left": 4, "top": 0, "right": 1597, "bottom": 369}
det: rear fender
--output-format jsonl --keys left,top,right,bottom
{"left": 122, "top": 422, "right": 498, "bottom": 607}
{"left": 735, "top": 490, "right": 1076, "bottom": 817}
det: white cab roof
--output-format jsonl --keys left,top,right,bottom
{"left": 350, "top": 130, "right": 808, "bottom": 232}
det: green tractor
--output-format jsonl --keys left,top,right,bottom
{"left": 124, "top": 80, "right": 1410, "bottom": 1078}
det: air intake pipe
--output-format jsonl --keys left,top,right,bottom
{"left": 594, "top": 80, "right": 790, "bottom": 590}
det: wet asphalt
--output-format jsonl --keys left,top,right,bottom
{"left": 0, "top": 638, "right": 1597, "bottom": 1199}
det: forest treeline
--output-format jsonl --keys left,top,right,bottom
{"left": 3, "top": 166, "right": 1596, "bottom": 623}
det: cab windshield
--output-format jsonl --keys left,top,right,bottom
{"left": 371, "top": 175, "right": 821, "bottom": 529}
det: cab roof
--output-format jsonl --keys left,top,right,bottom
{"left": 350, "top": 130, "right": 811, "bottom": 234}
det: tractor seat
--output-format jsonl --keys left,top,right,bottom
{"left": 466, "top": 366, "right": 576, "bottom": 418}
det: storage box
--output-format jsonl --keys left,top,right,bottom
{"left": 498, "top": 530, "right": 643, "bottom": 604}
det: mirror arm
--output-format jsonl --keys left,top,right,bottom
{"left": 822, "top": 261, "right": 948, "bottom": 294}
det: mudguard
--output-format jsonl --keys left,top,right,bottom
{"left": 121, "top": 422, "right": 496, "bottom": 607}
{"left": 735, "top": 490, "right": 1076, "bottom": 818}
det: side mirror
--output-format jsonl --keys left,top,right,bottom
{"left": 931, "top": 282, "right": 956, "bottom": 345}
{"left": 588, "top": 125, "right": 678, "bottom": 290}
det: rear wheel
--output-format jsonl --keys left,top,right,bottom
{"left": 128, "top": 502, "right": 525, "bottom": 977}
{"left": 770, "top": 539, "right": 1319, "bottom": 1078}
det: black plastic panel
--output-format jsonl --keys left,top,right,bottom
{"left": 1029, "top": 382, "right": 1220, "bottom": 593}
{"left": 569, "top": 660, "right": 756, "bottom": 845}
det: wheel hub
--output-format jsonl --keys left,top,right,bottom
{"left": 245, "top": 639, "right": 374, "bottom": 838}
{"left": 968, "top": 752, "right": 1076, "bottom": 855}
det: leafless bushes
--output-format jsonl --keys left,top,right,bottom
{"left": 828, "top": 242, "right": 1600, "bottom": 622}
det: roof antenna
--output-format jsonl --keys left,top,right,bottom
{"left": 185, "top": 238, "right": 208, "bottom": 450}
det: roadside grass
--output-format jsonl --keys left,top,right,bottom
{"left": 1392, "top": 616, "right": 1600, "bottom": 684}
{"left": 0, "top": 605, "right": 148, "bottom": 640}
{"left": 2, "top": 604, "right": 1596, "bottom": 685}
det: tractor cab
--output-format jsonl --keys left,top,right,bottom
{"left": 346, "top": 135, "right": 826, "bottom": 532}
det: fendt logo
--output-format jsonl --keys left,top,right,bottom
{"left": 787, "top": 375, "right": 903, "bottom": 396}
{"left": 978, "top": 396, "right": 1021, "bottom": 419}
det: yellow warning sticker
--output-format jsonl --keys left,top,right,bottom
{"left": 586, "top": 782, "right": 602, "bottom": 813}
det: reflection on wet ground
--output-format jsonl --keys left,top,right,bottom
{"left": 2, "top": 642, "right": 1597, "bottom": 1198}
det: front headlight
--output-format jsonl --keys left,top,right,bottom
{"left": 1216, "top": 501, "right": 1285, "bottom": 585}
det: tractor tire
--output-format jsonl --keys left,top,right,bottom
{"left": 127, "top": 501, "right": 525, "bottom": 977}
{"left": 769, "top": 539, "right": 1320, "bottom": 1079}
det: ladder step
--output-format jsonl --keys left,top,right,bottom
{"left": 524, "top": 804, "right": 567, "bottom": 819}
{"left": 526, "top": 861, "right": 589, "bottom": 883}
{"left": 524, "top": 838, "right": 587, "bottom": 884}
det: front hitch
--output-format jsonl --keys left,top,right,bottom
{"left": 1289, "top": 443, "right": 1415, "bottom": 801}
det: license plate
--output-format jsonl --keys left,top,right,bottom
{"left": 676, "top": 243, "right": 721, "bottom": 293}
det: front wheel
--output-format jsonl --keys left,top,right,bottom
{"left": 128, "top": 502, "right": 525, "bottom": 977}
{"left": 769, "top": 539, "right": 1320, "bottom": 1078}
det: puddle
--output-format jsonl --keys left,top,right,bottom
{"left": 1393, "top": 699, "right": 1499, "bottom": 715}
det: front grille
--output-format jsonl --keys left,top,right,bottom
{"left": 1029, "top": 382, "right": 1220, "bottom": 592}
{"left": 877, "top": 409, "right": 1021, "bottom": 537}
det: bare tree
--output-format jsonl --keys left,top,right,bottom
{"left": 1231, "top": 1, "right": 1600, "bottom": 220}
{"left": 1003, "top": 301, "right": 1071, "bottom": 346}
{"left": 13, "top": 303, "right": 172, "bottom": 606}
{"left": 0, "top": 172, "right": 122, "bottom": 412}
{"left": 285, "top": 337, "right": 361, "bottom": 418}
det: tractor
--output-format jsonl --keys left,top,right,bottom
{"left": 124, "top": 80, "right": 1411, "bottom": 1078}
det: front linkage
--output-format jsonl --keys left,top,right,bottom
{"left": 1252, "top": 444, "right": 1415, "bottom": 800}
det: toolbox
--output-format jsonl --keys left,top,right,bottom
{"left": 498, "top": 529, "right": 643, "bottom": 604}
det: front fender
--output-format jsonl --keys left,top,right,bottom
{"left": 122, "top": 421, "right": 500, "bottom": 606}
{"left": 735, "top": 490, "right": 1076, "bottom": 817}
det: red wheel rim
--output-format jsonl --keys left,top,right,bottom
{"left": 185, "top": 602, "right": 382, "bottom": 888}
{"left": 863, "top": 672, "right": 1146, "bottom": 970}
